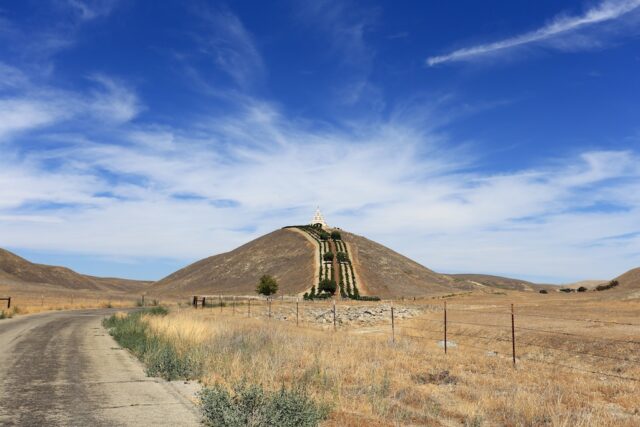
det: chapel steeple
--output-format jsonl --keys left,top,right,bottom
{"left": 310, "top": 207, "right": 328, "bottom": 229}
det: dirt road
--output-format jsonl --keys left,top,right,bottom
{"left": 0, "top": 309, "right": 200, "bottom": 426}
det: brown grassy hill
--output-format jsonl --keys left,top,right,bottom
{"left": 0, "top": 248, "right": 149, "bottom": 292}
{"left": 343, "top": 232, "right": 481, "bottom": 298}
{"left": 154, "top": 228, "right": 500, "bottom": 298}
{"left": 447, "top": 274, "right": 552, "bottom": 292}
{"left": 611, "top": 267, "right": 640, "bottom": 299}
{"left": 153, "top": 229, "right": 316, "bottom": 296}
{"left": 615, "top": 267, "right": 640, "bottom": 289}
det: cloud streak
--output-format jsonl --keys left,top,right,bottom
{"left": 427, "top": 0, "right": 640, "bottom": 66}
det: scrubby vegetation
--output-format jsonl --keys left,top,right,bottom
{"left": 596, "top": 280, "right": 619, "bottom": 291}
{"left": 318, "top": 278, "right": 337, "bottom": 295}
{"left": 105, "top": 307, "right": 330, "bottom": 426}
{"left": 199, "top": 383, "right": 328, "bottom": 427}
{"left": 103, "top": 306, "right": 202, "bottom": 381}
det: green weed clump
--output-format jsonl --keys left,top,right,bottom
{"left": 145, "top": 337, "right": 202, "bottom": 381}
{"left": 102, "top": 307, "right": 201, "bottom": 381}
{"left": 0, "top": 310, "right": 12, "bottom": 319}
{"left": 199, "top": 383, "right": 329, "bottom": 427}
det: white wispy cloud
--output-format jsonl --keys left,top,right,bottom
{"left": 66, "top": 0, "right": 119, "bottom": 21}
{"left": 0, "top": 0, "right": 119, "bottom": 66}
{"left": 0, "top": 74, "right": 140, "bottom": 142}
{"left": 0, "top": 98, "right": 70, "bottom": 139}
{"left": 88, "top": 75, "right": 142, "bottom": 123}
{"left": 193, "top": 7, "right": 264, "bottom": 88}
{"left": 293, "top": 0, "right": 380, "bottom": 106}
{"left": 427, "top": 0, "right": 640, "bottom": 66}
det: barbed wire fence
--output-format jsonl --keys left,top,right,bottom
{"left": 189, "top": 294, "right": 640, "bottom": 383}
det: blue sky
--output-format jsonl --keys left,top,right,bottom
{"left": 1, "top": 0, "right": 639, "bottom": 283}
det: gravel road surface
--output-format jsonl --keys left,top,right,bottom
{"left": 0, "top": 309, "right": 200, "bottom": 426}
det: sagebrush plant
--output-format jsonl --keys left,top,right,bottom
{"left": 199, "top": 383, "right": 329, "bottom": 427}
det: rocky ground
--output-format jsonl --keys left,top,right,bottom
{"left": 268, "top": 303, "right": 426, "bottom": 325}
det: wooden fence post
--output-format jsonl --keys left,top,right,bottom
{"left": 233, "top": 296, "right": 236, "bottom": 315}
{"left": 220, "top": 295, "right": 223, "bottom": 313}
{"left": 248, "top": 299, "right": 251, "bottom": 317}
{"left": 444, "top": 301, "right": 448, "bottom": 354}
{"left": 193, "top": 296, "right": 197, "bottom": 308}
{"left": 391, "top": 304, "right": 395, "bottom": 344}
{"left": 202, "top": 297, "right": 206, "bottom": 308}
{"left": 333, "top": 299, "right": 337, "bottom": 331}
{"left": 141, "top": 295, "right": 145, "bottom": 307}
{"left": 511, "top": 303, "right": 516, "bottom": 366}
{"left": 296, "top": 299, "right": 299, "bottom": 326}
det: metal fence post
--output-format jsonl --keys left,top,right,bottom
{"left": 248, "top": 299, "right": 251, "bottom": 317}
{"left": 296, "top": 299, "right": 299, "bottom": 326}
{"left": 444, "top": 301, "right": 448, "bottom": 354}
{"left": 233, "top": 296, "right": 236, "bottom": 315}
{"left": 511, "top": 303, "right": 516, "bottom": 366}
{"left": 269, "top": 298, "right": 272, "bottom": 318}
{"left": 220, "top": 295, "right": 223, "bottom": 313}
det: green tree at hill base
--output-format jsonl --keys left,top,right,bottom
{"left": 256, "top": 274, "right": 279, "bottom": 296}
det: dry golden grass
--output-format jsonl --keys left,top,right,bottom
{"left": 0, "top": 293, "right": 152, "bottom": 316}
{"left": 139, "top": 292, "right": 640, "bottom": 426}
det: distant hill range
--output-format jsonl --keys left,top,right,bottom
{"left": 0, "top": 248, "right": 150, "bottom": 294}
{"left": 448, "top": 274, "right": 541, "bottom": 292}
{"left": 3, "top": 228, "right": 639, "bottom": 299}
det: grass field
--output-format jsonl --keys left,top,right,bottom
{"left": 0, "top": 292, "right": 150, "bottom": 318}
{"left": 105, "top": 292, "right": 640, "bottom": 426}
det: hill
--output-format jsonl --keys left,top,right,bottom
{"left": 153, "top": 229, "right": 316, "bottom": 296}
{"left": 153, "top": 227, "right": 534, "bottom": 298}
{"left": 448, "top": 273, "right": 541, "bottom": 291}
{"left": 0, "top": 248, "right": 150, "bottom": 293}
{"left": 342, "top": 232, "right": 479, "bottom": 297}
{"left": 615, "top": 267, "right": 640, "bottom": 288}
{"left": 612, "top": 267, "right": 640, "bottom": 298}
